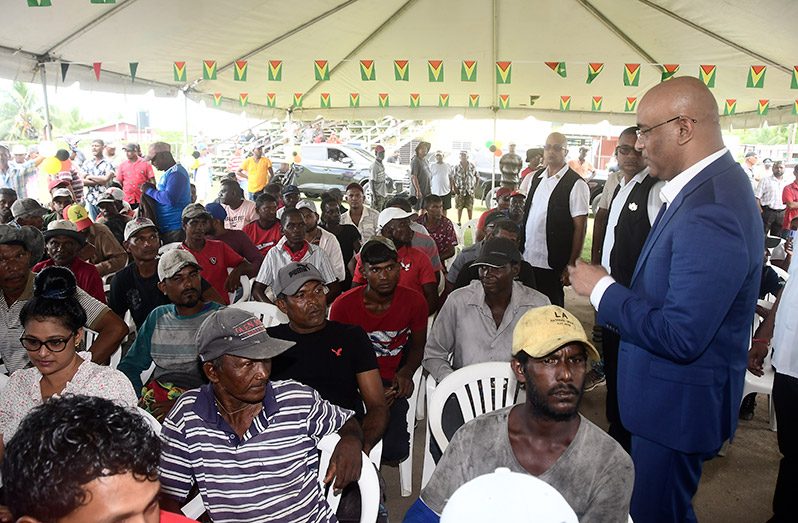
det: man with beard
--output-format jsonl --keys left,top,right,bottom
{"left": 297, "top": 199, "right": 345, "bottom": 283}
{"left": 320, "top": 196, "right": 361, "bottom": 289}
{"left": 142, "top": 142, "right": 191, "bottom": 244}
{"left": 341, "top": 182, "right": 380, "bottom": 242}
{"left": 117, "top": 249, "right": 224, "bottom": 420}
{"left": 405, "top": 305, "right": 633, "bottom": 522}
{"left": 243, "top": 193, "right": 282, "bottom": 256}
{"left": 755, "top": 160, "right": 790, "bottom": 237}
{"left": 81, "top": 138, "right": 116, "bottom": 220}
{"left": 508, "top": 191, "right": 526, "bottom": 227}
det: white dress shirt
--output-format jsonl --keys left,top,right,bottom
{"left": 590, "top": 147, "right": 728, "bottom": 309}
{"left": 773, "top": 254, "right": 798, "bottom": 379}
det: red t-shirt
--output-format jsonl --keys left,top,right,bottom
{"left": 116, "top": 158, "right": 155, "bottom": 204}
{"left": 352, "top": 245, "right": 436, "bottom": 298}
{"left": 330, "top": 285, "right": 427, "bottom": 381}
{"left": 783, "top": 182, "right": 798, "bottom": 229}
{"left": 160, "top": 510, "right": 198, "bottom": 522}
{"left": 179, "top": 240, "right": 244, "bottom": 305}
{"left": 243, "top": 220, "right": 282, "bottom": 255}
{"left": 33, "top": 257, "right": 106, "bottom": 303}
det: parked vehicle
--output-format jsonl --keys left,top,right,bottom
{"left": 587, "top": 169, "right": 609, "bottom": 216}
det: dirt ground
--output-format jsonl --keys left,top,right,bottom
{"left": 381, "top": 288, "right": 781, "bottom": 522}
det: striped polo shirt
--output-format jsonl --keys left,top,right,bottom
{"left": 159, "top": 380, "right": 353, "bottom": 523}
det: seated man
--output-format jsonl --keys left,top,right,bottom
{"left": 0, "top": 188, "right": 16, "bottom": 224}
{"left": 276, "top": 184, "right": 301, "bottom": 219}
{"left": 447, "top": 211, "right": 510, "bottom": 285}
{"left": 352, "top": 208, "right": 438, "bottom": 314}
{"left": 159, "top": 307, "right": 364, "bottom": 522}
{"left": 219, "top": 178, "right": 258, "bottom": 230}
{"left": 320, "top": 195, "right": 362, "bottom": 289}
{"left": 118, "top": 249, "right": 224, "bottom": 420}
{"left": 416, "top": 194, "right": 458, "bottom": 264}
{"left": 205, "top": 202, "right": 264, "bottom": 272}
{"left": 96, "top": 187, "right": 132, "bottom": 245}
{"left": 475, "top": 187, "right": 512, "bottom": 242}
{"left": 341, "top": 182, "right": 380, "bottom": 242}
{"left": 45, "top": 185, "right": 74, "bottom": 228}
{"left": 298, "top": 199, "right": 346, "bottom": 283}
{"left": 34, "top": 220, "right": 107, "bottom": 303}
{"left": 405, "top": 305, "right": 634, "bottom": 522}
{"left": 331, "top": 238, "right": 427, "bottom": 462}
{"left": 384, "top": 196, "right": 444, "bottom": 275}
{"left": 2, "top": 395, "right": 195, "bottom": 523}
{"left": 10, "top": 198, "right": 48, "bottom": 230}
{"left": 109, "top": 218, "right": 223, "bottom": 330}
{"left": 508, "top": 191, "right": 526, "bottom": 227}
{"left": 179, "top": 203, "right": 253, "bottom": 305}
{"left": 252, "top": 208, "right": 340, "bottom": 303}
{"left": 269, "top": 262, "right": 388, "bottom": 456}
{"left": 65, "top": 203, "right": 128, "bottom": 277}
{"left": 423, "top": 237, "right": 549, "bottom": 383}
{"left": 243, "top": 193, "right": 282, "bottom": 256}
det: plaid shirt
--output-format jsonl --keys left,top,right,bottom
{"left": 0, "top": 160, "right": 37, "bottom": 199}
{"left": 756, "top": 175, "right": 791, "bottom": 210}
{"left": 452, "top": 161, "right": 478, "bottom": 195}
{"left": 82, "top": 157, "right": 115, "bottom": 206}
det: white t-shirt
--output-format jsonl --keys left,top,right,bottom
{"left": 523, "top": 165, "right": 590, "bottom": 269}
{"left": 772, "top": 256, "right": 798, "bottom": 379}
{"left": 223, "top": 200, "right": 258, "bottom": 230}
{"left": 429, "top": 162, "right": 452, "bottom": 196}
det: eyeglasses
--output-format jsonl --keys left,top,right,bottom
{"left": 635, "top": 116, "right": 698, "bottom": 138}
{"left": 615, "top": 145, "right": 641, "bottom": 156}
{"left": 543, "top": 144, "right": 566, "bottom": 152}
{"left": 20, "top": 332, "right": 77, "bottom": 353}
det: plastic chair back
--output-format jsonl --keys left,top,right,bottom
{"left": 317, "top": 433, "right": 379, "bottom": 523}
{"left": 228, "top": 301, "right": 288, "bottom": 327}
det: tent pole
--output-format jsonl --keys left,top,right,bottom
{"left": 183, "top": 90, "right": 190, "bottom": 154}
{"left": 39, "top": 64, "right": 52, "bottom": 141}
{"left": 490, "top": 0, "right": 498, "bottom": 198}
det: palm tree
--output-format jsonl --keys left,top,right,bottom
{"left": 0, "top": 81, "right": 44, "bottom": 141}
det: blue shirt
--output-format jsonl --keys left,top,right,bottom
{"left": 144, "top": 163, "right": 191, "bottom": 233}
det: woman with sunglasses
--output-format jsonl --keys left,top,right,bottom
{"left": 0, "top": 266, "right": 136, "bottom": 448}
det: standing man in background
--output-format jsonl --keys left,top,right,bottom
{"left": 429, "top": 151, "right": 453, "bottom": 211}
{"left": 142, "top": 142, "right": 191, "bottom": 244}
{"left": 370, "top": 145, "right": 388, "bottom": 211}
{"left": 755, "top": 160, "right": 790, "bottom": 237}
{"left": 499, "top": 143, "right": 523, "bottom": 190}
{"left": 237, "top": 145, "right": 273, "bottom": 200}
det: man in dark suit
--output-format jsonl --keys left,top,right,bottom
{"left": 570, "top": 77, "right": 763, "bottom": 522}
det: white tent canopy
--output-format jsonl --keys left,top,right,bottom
{"left": 3, "top": 0, "right": 798, "bottom": 127}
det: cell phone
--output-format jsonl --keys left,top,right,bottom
{"left": 789, "top": 230, "right": 797, "bottom": 241}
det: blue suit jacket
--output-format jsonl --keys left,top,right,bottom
{"left": 597, "top": 151, "right": 763, "bottom": 454}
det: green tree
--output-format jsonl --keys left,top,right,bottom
{"left": 0, "top": 81, "right": 44, "bottom": 141}
{"left": 734, "top": 125, "right": 791, "bottom": 145}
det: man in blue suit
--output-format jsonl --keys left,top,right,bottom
{"left": 570, "top": 76, "right": 763, "bottom": 522}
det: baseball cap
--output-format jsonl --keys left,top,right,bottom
{"left": 52, "top": 188, "right": 73, "bottom": 199}
{"left": 374, "top": 145, "right": 385, "bottom": 153}
{"left": 512, "top": 305, "right": 600, "bottom": 361}
{"left": 296, "top": 199, "right": 317, "bottom": 214}
{"left": 11, "top": 198, "right": 48, "bottom": 219}
{"left": 44, "top": 220, "right": 85, "bottom": 245}
{"left": 377, "top": 207, "right": 414, "bottom": 230}
{"left": 196, "top": 307, "right": 295, "bottom": 363}
{"left": 48, "top": 177, "right": 71, "bottom": 192}
{"left": 281, "top": 184, "right": 300, "bottom": 196}
{"left": 157, "top": 249, "right": 201, "bottom": 281}
{"left": 122, "top": 142, "right": 139, "bottom": 151}
{"left": 181, "top": 203, "right": 211, "bottom": 221}
{"left": 484, "top": 212, "right": 510, "bottom": 229}
{"left": 124, "top": 217, "right": 158, "bottom": 241}
{"left": 97, "top": 187, "right": 124, "bottom": 205}
{"left": 472, "top": 237, "right": 522, "bottom": 268}
{"left": 509, "top": 191, "right": 525, "bottom": 198}
{"left": 273, "top": 262, "right": 325, "bottom": 297}
{"left": 11, "top": 144, "right": 26, "bottom": 155}
{"left": 63, "top": 204, "right": 93, "bottom": 231}
{"left": 205, "top": 202, "right": 227, "bottom": 221}
{"left": 360, "top": 235, "right": 397, "bottom": 255}
{"left": 495, "top": 187, "right": 513, "bottom": 198}
{"left": 744, "top": 151, "right": 757, "bottom": 158}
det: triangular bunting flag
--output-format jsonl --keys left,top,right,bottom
{"left": 758, "top": 99, "right": 769, "bottom": 115}
{"left": 349, "top": 93, "right": 360, "bottom": 108}
{"left": 793, "top": 100, "right": 798, "bottom": 115}
{"left": 699, "top": 65, "right": 716, "bottom": 88}
{"left": 173, "top": 61, "right": 186, "bottom": 82}
{"left": 439, "top": 94, "right": 449, "bottom": 107}
{"left": 378, "top": 93, "right": 389, "bottom": 108}
{"left": 623, "top": 64, "right": 640, "bottom": 86}
{"left": 234, "top": 60, "right": 248, "bottom": 82}
{"left": 320, "top": 93, "right": 331, "bottom": 108}
{"left": 394, "top": 60, "right": 409, "bottom": 81}
{"left": 239, "top": 93, "right": 249, "bottom": 107}
{"left": 499, "top": 94, "right": 510, "bottom": 109}
{"left": 461, "top": 60, "right": 477, "bottom": 82}
{"left": 586, "top": 63, "right": 604, "bottom": 84}
{"left": 292, "top": 93, "right": 303, "bottom": 107}
{"left": 266, "top": 93, "right": 276, "bottom": 108}
{"left": 545, "top": 61, "right": 567, "bottom": 78}
{"left": 314, "top": 60, "right": 329, "bottom": 81}
{"left": 129, "top": 62, "right": 138, "bottom": 83}
{"left": 468, "top": 94, "right": 480, "bottom": 108}
{"left": 428, "top": 60, "right": 444, "bottom": 82}
{"left": 723, "top": 99, "right": 737, "bottom": 115}
{"left": 591, "top": 96, "right": 603, "bottom": 111}
{"left": 496, "top": 61, "right": 513, "bottom": 84}
{"left": 625, "top": 97, "right": 637, "bottom": 112}
{"left": 213, "top": 93, "right": 222, "bottom": 107}
{"left": 60, "top": 62, "right": 69, "bottom": 82}
{"left": 660, "top": 64, "right": 680, "bottom": 82}
{"left": 27, "top": 0, "right": 52, "bottom": 6}
{"left": 559, "top": 96, "right": 571, "bottom": 111}
{"left": 203, "top": 60, "right": 217, "bottom": 80}
{"left": 410, "top": 93, "right": 420, "bottom": 107}
{"left": 791, "top": 66, "right": 798, "bottom": 89}
{"left": 360, "top": 60, "right": 375, "bottom": 81}
{"left": 92, "top": 62, "right": 102, "bottom": 80}
{"left": 268, "top": 60, "right": 283, "bottom": 81}
{"left": 747, "top": 65, "right": 766, "bottom": 88}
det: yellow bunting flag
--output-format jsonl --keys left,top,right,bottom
{"left": 428, "top": 60, "right": 444, "bottom": 82}
{"left": 394, "top": 60, "right": 409, "bottom": 81}
{"left": 468, "top": 94, "right": 480, "bottom": 108}
{"left": 623, "top": 64, "right": 640, "bottom": 86}
{"left": 496, "top": 61, "right": 513, "bottom": 83}
{"left": 586, "top": 63, "right": 604, "bottom": 84}
{"left": 173, "top": 61, "right": 186, "bottom": 82}
{"left": 699, "top": 65, "right": 716, "bottom": 88}
{"left": 410, "top": 93, "right": 420, "bottom": 107}
{"left": 239, "top": 93, "right": 248, "bottom": 107}
{"left": 378, "top": 93, "right": 389, "bottom": 107}
{"left": 203, "top": 60, "right": 217, "bottom": 80}
{"left": 591, "top": 96, "right": 603, "bottom": 111}
{"left": 320, "top": 93, "right": 330, "bottom": 108}
{"left": 360, "top": 60, "right": 375, "bottom": 81}
{"left": 314, "top": 60, "right": 329, "bottom": 81}
{"left": 461, "top": 60, "right": 477, "bottom": 82}
{"left": 559, "top": 95, "right": 571, "bottom": 111}
{"left": 268, "top": 60, "right": 282, "bottom": 81}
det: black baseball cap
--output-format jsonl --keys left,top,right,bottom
{"left": 472, "top": 237, "right": 522, "bottom": 268}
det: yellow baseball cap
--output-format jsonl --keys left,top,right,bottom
{"left": 512, "top": 305, "right": 600, "bottom": 361}
{"left": 63, "top": 204, "right": 93, "bottom": 232}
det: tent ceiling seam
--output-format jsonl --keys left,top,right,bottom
{"left": 40, "top": 0, "right": 139, "bottom": 59}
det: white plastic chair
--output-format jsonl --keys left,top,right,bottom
{"left": 742, "top": 352, "right": 778, "bottom": 431}
{"left": 398, "top": 366, "right": 423, "bottom": 496}
{"left": 0, "top": 374, "right": 9, "bottom": 393}
{"left": 136, "top": 407, "right": 161, "bottom": 434}
{"left": 317, "top": 433, "right": 380, "bottom": 523}
{"left": 228, "top": 301, "right": 288, "bottom": 326}
{"left": 423, "top": 362, "right": 523, "bottom": 485}
{"left": 228, "top": 274, "right": 251, "bottom": 304}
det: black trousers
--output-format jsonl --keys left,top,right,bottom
{"left": 532, "top": 267, "right": 565, "bottom": 307}
{"left": 602, "top": 327, "right": 632, "bottom": 452}
{"left": 381, "top": 396, "right": 410, "bottom": 463}
{"left": 763, "top": 207, "right": 785, "bottom": 237}
{"left": 771, "top": 372, "right": 798, "bottom": 522}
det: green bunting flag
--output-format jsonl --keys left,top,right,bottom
{"left": 234, "top": 61, "right": 248, "bottom": 82}
{"left": 499, "top": 94, "right": 510, "bottom": 109}
{"left": 660, "top": 64, "right": 679, "bottom": 82}
{"left": 266, "top": 93, "right": 276, "bottom": 108}
{"left": 129, "top": 62, "right": 138, "bottom": 82}
{"left": 496, "top": 61, "right": 513, "bottom": 84}
{"left": 559, "top": 96, "right": 571, "bottom": 111}
{"left": 213, "top": 93, "right": 222, "bottom": 107}
{"left": 320, "top": 93, "right": 331, "bottom": 108}
{"left": 758, "top": 99, "right": 769, "bottom": 115}
{"left": 586, "top": 63, "right": 604, "bottom": 84}
{"left": 378, "top": 93, "right": 389, "bottom": 107}
{"left": 349, "top": 93, "right": 360, "bottom": 107}
{"left": 723, "top": 99, "right": 736, "bottom": 115}
{"left": 747, "top": 66, "right": 766, "bottom": 88}
{"left": 699, "top": 65, "right": 716, "bottom": 88}
{"left": 394, "top": 60, "right": 409, "bottom": 81}
{"left": 623, "top": 64, "right": 640, "bottom": 86}
{"left": 173, "top": 62, "right": 186, "bottom": 82}
{"left": 28, "top": 0, "right": 52, "bottom": 6}
{"left": 203, "top": 60, "right": 217, "bottom": 80}
{"left": 410, "top": 93, "right": 420, "bottom": 107}
{"left": 591, "top": 96, "right": 603, "bottom": 111}
{"left": 314, "top": 60, "right": 329, "bottom": 81}
{"left": 428, "top": 60, "right": 444, "bottom": 82}
{"left": 360, "top": 60, "right": 375, "bottom": 81}
{"left": 461, "top": 60, "right": 477, "bottom": 82}
{"left": 268, "top": 60, "right": 282, "bottom": 81}
{"left": 545, "top": 61, "right": 567, "bottom": 78}
{"left": 791, "top": 66, "right": 798, "bottom": 89}
{"left": 468, "top": 94, "right": 479, "bottom": 108}
{"left": 625, "top": 96, "right": 637, "bottom": 112}
{"left": 239, "top": 93, "right": 248, "bottom": 107}
{"left": 439, "top": 94, "right": 449, "bottom": 107}
{"left": 292, "top": 93, "right": 303, "bottom": 107}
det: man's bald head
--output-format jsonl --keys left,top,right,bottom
{"left": 635, "top": 77, "right": 724, "bottom": 181}
{"left": 543, "top": 132, "right": 568, "bottom": 171}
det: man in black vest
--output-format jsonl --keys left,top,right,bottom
{"left": 518, "top": 132, "right": 589, "bottom": 307}
{"left": 593, "top": 126, "right": 664, "bottom": 451}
